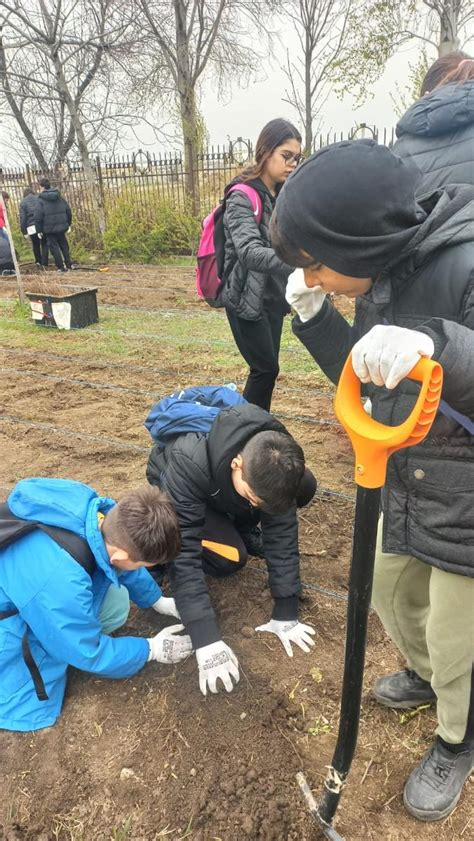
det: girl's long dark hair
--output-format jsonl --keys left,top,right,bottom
{"left": 421, "top": 51, "right": 474, "bottom": 95}
{"left": 241, "top": 118, "right": 302, "bottom": 183}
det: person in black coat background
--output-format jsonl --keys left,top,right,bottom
{"left": 394, "top": 51, "right": 474, "bottom": 192}
{"left": 220, "top": 119, "right": 302, "bottom": 411}
{"left": 19, "top": 188, "right": 48, "bottom": 267}
{"left": 35, "top": 177, "right": 73, "bottom": 272}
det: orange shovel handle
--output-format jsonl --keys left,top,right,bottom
{"left": 335, "top": 355, "right": 443, "bottom": 488}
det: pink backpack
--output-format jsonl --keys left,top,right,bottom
{"left": 196, "top": 184, "right": 263, "bottom": 303}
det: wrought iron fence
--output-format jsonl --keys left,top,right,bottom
{"left": 0, "top": 125, "right": 396, "bottom": 252}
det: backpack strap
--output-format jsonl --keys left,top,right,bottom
{"left": 227, "top": 184, "right": 263, "bottom": 225}
{"left": 0, "top": 504, "right": 96, "bottom": 701}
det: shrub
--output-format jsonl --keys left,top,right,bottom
{"left": 103, "top": 191, "right": 200, "bottom": 263}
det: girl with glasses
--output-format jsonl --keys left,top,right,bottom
{"left": 219, "top": 118, "right": 302, "bottom": 411}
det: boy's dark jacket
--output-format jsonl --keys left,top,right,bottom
{"left": 147, "top": 403, "right": 301, "bottom": 648}
{"left": 293, "top": 184, "right": 474, "bottom": 577}
{"left": 394, "top": 80, "right": 474, "bottom": 193}
{"left": 19, "top": 193, "right": 39, "bottom": 234}
{"left": 220, "top": 177, "right": 292, "bottom": 320}
{"left": 35, "top": 189, "right": 72, "bottom": 235}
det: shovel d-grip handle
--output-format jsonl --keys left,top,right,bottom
{"left": 334, "top": 355, "right": 443, "bottom": 488}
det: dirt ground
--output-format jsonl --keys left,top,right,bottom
{"left": 0, "top": 266, "right": 472, "bottom": 841}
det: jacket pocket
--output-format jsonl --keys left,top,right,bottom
{"left": 408, "top": 454, "right": 474, "bottom": 546}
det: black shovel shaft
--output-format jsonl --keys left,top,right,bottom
{"left": 318, "top": 486, "right": 381, "bottom": 825}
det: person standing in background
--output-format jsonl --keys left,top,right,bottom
{"left": 394, "top": 51, "right": 474, "bottom": 192}
{"left": 20, "top": 188, "right": 48, "bottom": 267}
{"left": 35, "top": 177, "right": 74, "bottom": 273}
{"left": 220, "top": 119, "right": 302, "bottom": 411}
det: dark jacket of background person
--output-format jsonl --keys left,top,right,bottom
{"left": 221, "top": 178, "right": 292, "bottom": 320}
{"left": 146, "top": 402, "right": 301, "bottom": 648}
{"left": 35, "top": 189, "right": 72, "bottom": 235}
{"left": 394, "top": 80, "right": 474, "bottom": 192}
{"left": 292, "top": 184, "right": 474, "bottom": 577}
{"left": 19, "top": 193, "right": 40, "bottom": 234}
{"left": 0, "top": 229, "right": 13, "bottom": 270}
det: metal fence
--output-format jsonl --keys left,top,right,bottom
{"left": 0, "top": 124, "right": 395, "bottom": 252}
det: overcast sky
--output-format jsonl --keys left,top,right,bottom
{"left": 200, "top": 42, "right": 421, "bottom": 149}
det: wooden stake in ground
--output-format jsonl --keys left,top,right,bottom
{"left": 0, "top": 193, "right": 25, "bottom": 303}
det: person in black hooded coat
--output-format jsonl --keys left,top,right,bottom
{"left": 35, "top": 177, "right": 73, "bottom": 272}
{"left": 271, "top": 139, "right": 474, "bottom": 824}
{"left": 394, "top": 51, "right": 474, "bottom": 192}
{"left": 147, "top": 401, "right": 317, "bottom": 697}
{"left": 219, "top": 118, "right": 303, "bottom": 411}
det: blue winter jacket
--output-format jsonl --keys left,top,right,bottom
{"left": 0, "top": 479, "right": 162, "bottom": 732}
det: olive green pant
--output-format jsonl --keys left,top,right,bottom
{"left": 372, "top": 518, "right": 474, "bottom": 745}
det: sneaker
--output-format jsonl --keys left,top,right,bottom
{"left": 373, "top": 669, "right": 436, "bottom": 709}
{"left": 403, "top": 739, "right": 474, "bottom": 821}
{"left": 239, "top": 525, "right": 265, "bottom": 559}
{"left": 56, "top": 268, "right": 67, "bottom": 273}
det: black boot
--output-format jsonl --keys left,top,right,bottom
{"left": 403, "top": 738, "right": 474, "bottom": 821}
{"left": 373, "top": 669, "right": 436, "bottom": 708}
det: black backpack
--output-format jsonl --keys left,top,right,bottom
{"left": 0, "top": 501, "right": 96, "bottom": 701}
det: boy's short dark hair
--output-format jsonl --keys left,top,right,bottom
{"left": 241, "top": 431, "right": 305, "bottom": 515}
{"left": 102, "top": 485, "right": 181, "bottom": 564}
{"left": 38, "top": 177, "right": 51, "bottom": 190}
{"left": 23, "top": 187, "right": 34, "bottom": 197}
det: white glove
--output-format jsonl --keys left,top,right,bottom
{"left": 152, "top": 595, "right": 180, "bottom": 619}
{"left": 352, "top": 325, "right": 434, "bottom": 390}
{"left": 285, "top": 268, "right": 326, "bottom": 322}
{"left": 195, "top": 640, "right": 240, "bottom": 695}
{"left": 37, "top": 233, "right": 43, "bottom": 239}
{"left": 147, "top": 623, "right": 192, "bottom": 663}
{"left": 255, "top": 618, "right": 316, "bottom": 657}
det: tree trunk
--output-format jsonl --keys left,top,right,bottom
{"left": 37, "top": 0, "right": 106, "bottom": 236}
{"left": 438, "top": 4, "right": 461, "bottom": 55}
{"left": 175, "top": 0, "right": 200, "bottom": 216}
{"left": 178, "top": 84, "right": 201, "bottom": 216}
{"left": 304, "top": 29, "right": 313, "bottom": 156}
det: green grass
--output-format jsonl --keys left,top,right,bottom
{"left": 0, "top": 297, "right": 324, "bottom": 377}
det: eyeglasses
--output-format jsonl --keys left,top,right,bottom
{"left": 280, "top": 151, "right": 304, "bottom": 165}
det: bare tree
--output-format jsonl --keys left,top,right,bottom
{"left": 137, "top": 0, "right": 278, "bottom": 214}
{"left": 0, "top": 0, "right": 145, "bottom": 233}
{"left": 283, "top": 0, "right": 355, "bottom": 154}
{"left": 335, "top": 1, "right": 474, "bottom": 104}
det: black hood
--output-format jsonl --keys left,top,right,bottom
{"left": 396, "top": 80, "right": 474, "bottom": 139}
{"left": 275, "top": 139, "right": 426, "bottom": 278}
{"left": 207, "top": 403, "right": 288, "bottom": 499}
{"left": 39, "top": 188, "right": 61, "bottom": 203}
{"left": 388, "top": 182, "right": 474, "bottom": 283}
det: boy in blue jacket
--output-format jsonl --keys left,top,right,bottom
{"left": 0, "top": 478, "right": 192, "bottom": 732}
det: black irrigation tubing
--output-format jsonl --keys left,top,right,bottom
{"left": 1, "top": 281, "right": 198, "bottom": 295}
{"left": 0, "top": 414, "right": 150, "bottom": 452}
{"left": 0, "top": 414, "right": 353, "bottom": 502}
{"left": 246, "top": 565, "right": 349, "bottom": 603}
{"left": 0, "top": 317, "right": 307, "bottom": 353}
{"left": 0, "top": 347, "right": 336, "bottom": 401}
{"left": 0, "top": 366, "right": 341, "bottom": 429}
{"left": 0, "top": 296, "right": 223, "bottom": 319}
